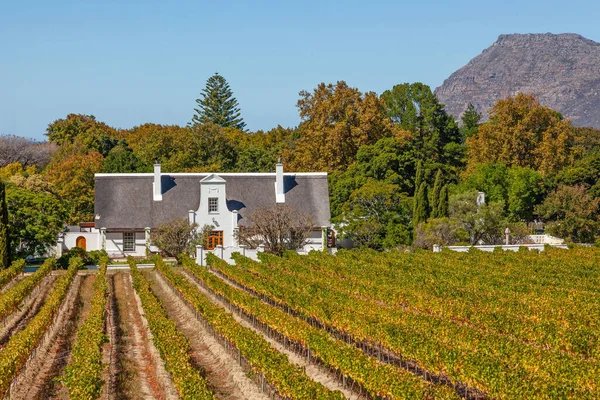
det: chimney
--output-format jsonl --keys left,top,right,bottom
{"left": 275, "top": 157, "right": 285, "bottom": 203}
{"left": 153, "top": 163, "right": 162, "bottom": 201}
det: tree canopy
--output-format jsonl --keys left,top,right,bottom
{"left": 467, "top": 94, "right": 574, "bottom": 175}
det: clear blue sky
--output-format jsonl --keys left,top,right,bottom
{"left": 1, "top": 0, "right": 599, "bottom": 140}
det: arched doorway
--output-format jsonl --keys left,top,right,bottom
{"left": 76, "top": 236, "right": 87, "bottom": 251}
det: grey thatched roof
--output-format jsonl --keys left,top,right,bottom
{"left": 94, "top": 173, "right": 330, "bottom": 230}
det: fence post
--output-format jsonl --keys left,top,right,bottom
{"left": 239, "top": 244, "right": 246, "bottom": 257}
{"left": 216, "top": 244, "right": 224, "bottom": 260}
{"left": 196, "top": 245, "right": 204, "bottom": 266}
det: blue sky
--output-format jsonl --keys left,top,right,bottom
{"left": 1, "top": 0, "right": 599, "bottom": 140}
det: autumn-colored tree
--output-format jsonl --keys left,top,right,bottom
{"left": 291, "top": 81, "right": 399, "bottom": 171}
{"left": 467, "top": 94, "right": 573, "bottom": 175}
{"left": 123, "top": 123, "right": 185, "bottom": 168}
{"left": 45, "top": 151, "right": 104, "bottom": 223}
{"left": 0, "top": 182, "right": 9, "bottom": 269}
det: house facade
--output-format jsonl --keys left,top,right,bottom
{"left": 61, "top": 161, "right": 331, "bottom": 258}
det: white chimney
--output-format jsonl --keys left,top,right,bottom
{"left": 153, "top": 163, "right": 162, "bottom": 201}
{"left": 275, "top": 157, "right": 285, "bottom": 203}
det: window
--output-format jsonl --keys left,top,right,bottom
{"left": 123, "top": 232, "right": 135, "bottom": 252}
{"left": 208, "top": 197, "right": 218, "bottom": 213}
{"left": 206, "top": 230, "right": 223, "bottom": 250}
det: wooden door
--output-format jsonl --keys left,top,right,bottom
{"left": 206, "top": 231, "right": 223, "bottom": 250}
{"left": 76, "top": 236, "right": 87, "bottom": 251}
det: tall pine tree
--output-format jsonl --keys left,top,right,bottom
{"left": 191, "top": 73, "right": 246, "bottom": 131}
{"left": 0, "top": 182, "right": 9, "bottom": 269}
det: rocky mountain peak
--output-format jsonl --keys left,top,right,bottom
{"left": 435, "top": 33, "right": 600, "bottom": 128}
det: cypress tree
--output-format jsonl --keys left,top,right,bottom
{"left": 414, "top": 160, "right": 423, "bottom": 195}
{"left": 413, "top": 182, "right": 429, "bottom": 227}
{"left": 0, "top": 182, "right": 9, "bottom": 269}
{"left": 430, "top": 169, "right": 442, "bottom": 218}
{"left": 437, "top": 185, "right": 449, "bottom": 218}
{"left": 191, "top": 72, "right": 246, "bottom": 131}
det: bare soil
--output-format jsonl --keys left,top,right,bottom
{"left": 7, "top": 273, "right": 93, "bottom": 400}
{"left": 144, "top": 269, "right": 270, "bottom": 400}
{"left": 0, "top": 274, "right": 26, "bottom": 293}
{"left": 0, "top": 274, "right": 58, "bottom": 348}
{"left": 110, "top": 271, "right": 178, "bottom": 400}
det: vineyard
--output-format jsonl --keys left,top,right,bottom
{"left": 0, "top": 247, "right": 598, "bottom": 399}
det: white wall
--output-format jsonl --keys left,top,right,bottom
{"left": 190, "top": 175, "right": 237, "bottom": 247}
{"left": 61, "top": 230, "right": 101, "bottom": 252}
{"left": 105, "top": 231, "right": 146, "bottom": 258}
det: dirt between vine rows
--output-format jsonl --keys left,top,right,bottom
{"left": 0, "top": 274, "right": 59, "bottom": 349}
{"left": 158, "top": 268, "right": 357, "bottom": 399}
{"left": 0, "top": 274, "right": 26, "bottom": 293}
{"left": 7, "top": 272, "right": 93, "bottom": 400}
{"left": 144, "top": 270, "right": 270, "bottom": 400}
{"left": 109, "top": 271, "right": 179, "bottom": 400}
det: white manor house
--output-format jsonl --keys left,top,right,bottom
{"left": 58, "top": 161, "right": 331, "bottom": 258}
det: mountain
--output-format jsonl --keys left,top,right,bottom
{"left": 435, "top": 33, "right": 600, "bottom": 128}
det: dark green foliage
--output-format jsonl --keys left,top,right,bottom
{"left": 101, "top": 141, "right": 143, "bottom": 173}
{"left": 57, "top": 247, "right": 93, "bottom": 269}
{"left": 381, "top": 82, "right": 464, "bottom": 170}
{"left": 430, "top": 170, "right": 442, "bottom": 218}
{"left": 413, "top": 182, "right": 429, "bottom": 227}
{"left": 328, "top": 137, "right": 415, "bottom": 218}
{"left": 535, "top": 185, "right": 599, "bottom": 243}
{"left": 337, "top": 181, "right": 412, "bottom": 249}
{"left": 191, "top": 73, "right": 246, "bottom": 131}
{"left": 0, "top": 182, "right": 9, "bottom": 269}
{"left": 461, "top": 163, "right": 509, "bottom": 203}
{"left": 461, "top": 103, "right": 481, "bottom": 138}
{"left": 437, "top": 185, "right": 449, "bottom": 218}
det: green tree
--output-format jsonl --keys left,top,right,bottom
{"left": 535, "top": 185, "right": 599, "bottom": 243}
{"left": 6, "top": 181, "right": 67, "bottom": 257}
{"left": 381, "top": 82, "right": 464, "bottom": 170}
{"left": 337, "top": 181, "right": 411, "bottom": 249}
{"left": 430, "top": 170, "right": 442, "bottom": 218}
{"left": 101, "top": 142, "right": 143, "bottom": 173}
{"left": 437, "top": 185, "right": 449, "bottom": 218}
{"left": 449, "top": 191, "right": 508, "bottom": 245}
{"left": 507, "top": 167, "right": 545, "bottom": 221}
{"left": 413, "top": 182, "right": 429, "bottom": 227}
{"left": 0, "top": 182, "right": 9, "bottom": 268}
{"left": 191, "top": 73, "right": 246, "bottom": 131}
{"left": 461, "top": 163, "right": 510, "bottom": 204}
{"left": 461, "top": 103, "right": 482, "bottom": 138}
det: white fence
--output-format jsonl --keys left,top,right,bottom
{"left": 195, "top": 245, "right": 262, "bottom": 266}
{"left": 438, "top": 244, "right": 569, "bottom": 253}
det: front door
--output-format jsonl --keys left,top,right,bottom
{"left": 206, "top": 231, "right": 224, "bottom": 250}
{"left": 76, "top": 236, "right": 87, "bottom": 251}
